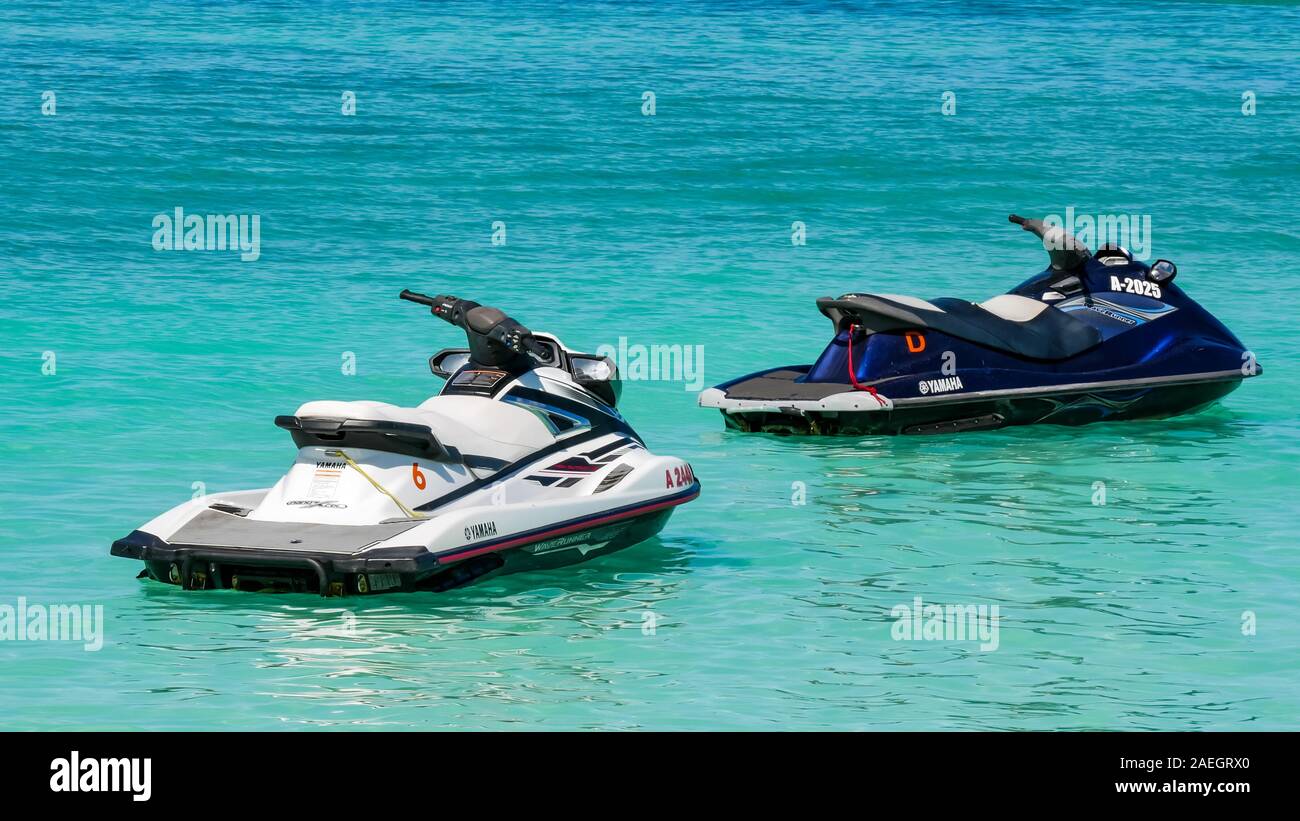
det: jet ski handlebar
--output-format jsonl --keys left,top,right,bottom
{"left": 399, "top": 289, "right": 549, "bottom": 361}
{"left": 400, "top": 289, "right": 458, "bottom": 317}
{"left": 1008, "top": 214, "right": 1091, "bottom": 272}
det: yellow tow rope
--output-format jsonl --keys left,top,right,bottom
{"left": 326, "top": 449, "right": 426, "bottom": 520}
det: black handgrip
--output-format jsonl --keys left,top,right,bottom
{"left": 399, "top": 289, "right": 437, "bottom": 306}
{"left": 1007, "top": 214, "right": 1090, "bottom": 271}
{"left": 1009, "top": 213, "right": 1048, "bottom": 238}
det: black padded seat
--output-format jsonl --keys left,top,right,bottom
{"left": 816, "top": 293, "right": 1102, "bottom": 361}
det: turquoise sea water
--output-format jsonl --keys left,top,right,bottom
{"left": 2, "top": 0, "right": 1298, "bottom": 730}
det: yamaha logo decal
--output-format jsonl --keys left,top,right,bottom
{"left": 464, "top": 521, "right": 499, "bottom": 541}
{"left": 919, "top": 376, "right": 963, "bottom": 395}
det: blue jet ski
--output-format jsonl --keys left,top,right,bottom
{"left": 700, "top": 214, "right": 1261, "bottom": 435}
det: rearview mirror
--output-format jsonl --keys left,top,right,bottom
{"left": 429, "top": 348, "right": 471, "bottom": 379}
{"left": 568, "top": 354, "right": 621, "bottom": 407}
{"left": 1149, "top": 259, "right": 1178, "bottom": 285}
{"left": 570, "top": 355, "right": 614, "bottom": 382}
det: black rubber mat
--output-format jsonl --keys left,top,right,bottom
{"left": 722, "top": 369, "right": 852, "bottom": 401}
{"left": 170, "top": 509, "right": 422, "bottom": 554}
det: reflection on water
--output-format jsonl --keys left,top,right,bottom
{"left": 90, "top": 539, "right": 696, "bottom": 727}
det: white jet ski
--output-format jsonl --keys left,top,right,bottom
{"left": 111, "top": 290, "right": 700, "bottom": 596}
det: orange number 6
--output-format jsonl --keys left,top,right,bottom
{"left": 412, "top": 463, "right": 427, "bottom": 490}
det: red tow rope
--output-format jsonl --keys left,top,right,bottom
{"left": 846, "top": 324, "right": 888, "bottom": 407}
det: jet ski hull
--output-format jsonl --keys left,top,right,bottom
{"left": 707, "top": 370, "right": 1244, "bottom": 435}
{"left": 111, "top": 483, "right": 698, "bottom": 596}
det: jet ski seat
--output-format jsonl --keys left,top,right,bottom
{"left": 816, "top": 292, "right": 1102, "bottom": 361}
{"left": 276, "top": 397, "right": 554, "bottom": 465}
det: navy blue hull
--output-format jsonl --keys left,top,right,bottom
{"left": 721, "top": 374, "right": 1243, "bottom": 435}
{"left": 707, "top": 239, "right": 1260, "bottom": 436}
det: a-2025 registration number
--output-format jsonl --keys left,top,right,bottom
{"left": 1110, "top": 275, "right": 1162, "bottom": 299}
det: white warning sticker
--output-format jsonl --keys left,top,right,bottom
{"left": 309, "top": 460, "right": 346, "bottom": 500}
